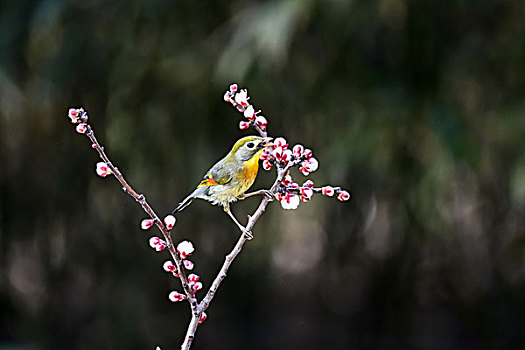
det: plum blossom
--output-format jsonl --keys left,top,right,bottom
{"left": 337, "top": 190, "right": 351, "bottom": 201}
{"left": 141, "top": 219, "right": 154, "bottom": 230}
{"left": 280, "top": 193, "right": 300, "bottom": 210}
{"left": 199, "top": 312, "right": 207, "bottom": 323}
{"left": 164, "top": 215, "right": 176, "bottom": 230}
{"left": 96, "top": 162, "right": 111, "bottom": 177}
{"left": 177, "top": 241, "right": 194, "bottom": 259}
{"left": 149, "top": 237, "right": 166, "bottom": 252}
{"left": 168, "top": 291, "right": 185, "bottom": 302}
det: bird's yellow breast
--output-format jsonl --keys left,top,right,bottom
{"left": 233, "top": 150, "right": 263, "bottom": 196}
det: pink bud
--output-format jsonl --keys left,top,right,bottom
{"left": 322, "top": 186, "right": 335, "bottom": 197}
{"left": 91, "top": 143, "right": 98, "bottom": 149}
{"left": 95, "top": 162, "right": 111, "bottom": 177}
{"left": 303, "top": 148, "right": 313, "bottom": 159}
{"left": 183, "top": 260, "right": 194, "bottom": 270}
{"left": 68, "top": 108, "right": 80, "bottom": 123}
{"left": 292, "top": 144, "right": 304, "bottom": 156}
{"left": 199, "top": 312, "right": 207, "bottom": 323}
{"left": 234, "top": 89, "right": 249, "bottom": 107}
{"left": 188, "top": 273, "right": 200, "bottom": 283}
{"left": 244, "top": 105, "right": 255, "bottom": 120}
{"left": 260, "top": 150, "right": 271, "bottom": 161}
{"left": 229, "top": 84, "right": 238, "bottom": 92}
{"left": 192, "top": 281, "right": 203, "bottom": 292}
{"left": 239, "top": 120, "right": 251, "bottom": 130}
{"left": 302, "top": 158, "right": 319, "bottom": 172}
{"left": 274, "top": 137, "right": 287, "bottom": 148}
{"left": 303, "top": 180, "right": 314, "bottom": 188}
{"left": 76, "top": 123, "right": 87, "bottom": 134}
{"left": 141, "top": 219, "right": 154, "bottom": 230}
{"left": 262, "top": 160, "right": 273, "bottom": 171}
{"left": 255, "top": 115, "right": 267, "bottom": 129}
{"left": 164, "top": 215, "right": 176, "bottom": 230}
{"left": 168, "top": 291, "right": 185, "bottom": 302}
{"left": 223, "top": 92, "right": 231, "bottom": 102}
{"left": 149, "top": 237, "right": 167, "bottom": 252}
{"left": 177, "top": 240, "right": 195, "bottom": 259}
{"left": 299, "top": 166, "right": 310, "bottom": 176}
{"left": 300, "top": 187, "right": 314, "bottom": 202}
{"left": 337, "top": 190, "right": 351, "bottom": 201}
{"left": 271, "top": 147, "right": 283, "bottom": 160}
{"left": 282, "top": 174, "right": 293, "bottom": 186}
{"left": 280, "top": 193, "right": 300, "bottom": 210}
{"left": 163, "top": 260, "right": 177, "bottom": 272}
{"left": 281, "top": 150, "right": 293, "bottom": 163}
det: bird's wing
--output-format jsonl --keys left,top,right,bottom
{"left": 197, "top": 163, "right": 232, "bottom": 187}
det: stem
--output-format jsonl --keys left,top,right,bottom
{"left": 85, "top": 126, "right": 198, "bottom": 311}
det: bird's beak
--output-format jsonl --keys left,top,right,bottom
{"left": 261, "top": 137, "right": 274, "bottom": 148}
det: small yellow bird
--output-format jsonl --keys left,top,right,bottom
{"left": 173, "top": 136, "right": 272, "bottom": 239}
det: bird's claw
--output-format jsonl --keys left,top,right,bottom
{"left": 262, "top": 190, "right": 274, "bottom": 200}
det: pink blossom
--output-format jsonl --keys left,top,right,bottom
{"left": 292, "top": 144, "right": 304, "bottom": 156}
{"left": 149, "top": 237, "right": 166, "bottom": 252}
{"left": 229, "top": 83, "right": 238, "bottom": 92}
{"left": 303, "top": 148, "right": 313, "bottom": 159}
{"left": 299, "top": 166, "right": 310, "bottom": 176}
{"left": 163, "top": 260, "right": 177, "bottom": 272}
{"left": 322, "top": 186, "right": 335, "bottom": 197}
{"left": 262, "top": 160, "right": 273, "bottom": 170}
{"left": 260, "top": 150, "right": 271, "bottom": 161}
{"left": 168, "top": 291, "right": 185, "bottom": 302}
{"left": 183, "top": 260, "right": 194, "bottom": 270}
{"left": 271, "top": 147, "right": 283, "bottom": 160}
{"left": 91, "top": 143, "right": 98, "bottom": 149}
{"left": 281, "top": 150, "right": 293, "bottom": 163}
{"left": 141, "top": 219, "right": 154, "bottom": 230}
{"left": 300, "top": 187, "right": 314, "bottom": 202}
{"left": 302, "top": 157, "right": 319, "bottom": 172}
{"left": 280, "top": 193, "right": 300, "bottom": 210}
{"left": 274, "top": 137, "right": 288, "bottom": 148}
{"left": 76, "top": 123, "right": 87, "bottom": 134}
{"left": 234, "top": 89, "right": 249, "bottom": 107}
{"left": 239, "top": 121, "right": 251, "bottom": 130}
{"left": 303, "top": 180, "right": 314, "bottom": 188}
{"left": 188, "top": 273, "right": 200, "bottom": 283}
{"left": 164, "top": 215, "right": 176, "bottom": 230}
{"left": 281, "top": 174, "right": 293, "bottom": 186}
{"left": 95, "top": 162, "right": 111, "bottom": 177}
{"left": 192, "top": 281, "right": 203, "bottom": 292}
{"left": 244, "top": 105, "right": 255, "bottom": 120}
{"left": 68, "top": 108, "right": 80, "bottom": 123}
{"left": 199, "top": 312, "right": 207, "bottom": 323}
{"left": 223, "top": 92, "right": 231, "bottom": 102}
{"left": 177, "top": 240, "right": 194, "bottom": 259}
{"left": 337, "top": 190, "right": 351, "bottom": 201}
{"left": 255, "top": 116, "right": 267, "bottom": 129}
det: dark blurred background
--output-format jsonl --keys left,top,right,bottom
{"left": 1, "top": 0, "right": 525, "bottom": 349}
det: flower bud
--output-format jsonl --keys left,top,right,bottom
{"left": 192, "top": 281, "right": 203, "bottom": 292}
{"left": 300, "top": 187, "right": 314, "bottom": 201}
{"left": 292, "top": 144, "right": 304, "bottom": 156}
{"left": 76, "top": 123, "right": 87, "bottom": 134}
{"left": 302, "top": 158, "right": 319, "bottom": 172}
{"left": 303, "top": 180, "right": 314, "bottom": 188}
{"left": 280, "top": 193, "right": 300, "bottom": 210}
{"left": 91, "top": 143, "right": 98, "bottom": 149}
{"left": 188, "top": 273, "right": 200, "bottom": 283}
{"left": 239, "top": 120, "right": 250, "bottom": 130}
{"left": 229, "top": 83, "right": 238, "bottom": 92}
{"left": 183, "top": 260, "right": 194, "bottom": 270}
{"left": 271, "top": 147, "right": 283, "bottom": 160}
{"left": 169, "top": 291, "right": 185, "bottom": 302}
{"left": 149, "top": 237, "right": 166, "bottom": 252}
{"left": 259, "top": 150, "right": 271, "bottom": 161}
{"left": 223, "top": 92, "right": 231, "bottom": 102}
{"left": 262, "top": 160, "right": 273, "bottom": 170}
{"left": 337, "top": 190, "right": 351, "bottom": 201}
{"left": 274, "top": 137, "right": 287, "bottom": 148}
{"left": 322, "top": 186, "right": 335, "bottom": 197}
{"left": 244, "top": 105, "right": 255, "bottom": 120}
{"left": 281, "top": 150, "right": 293, "bottom": 164}
{"left": 177, "top": 240, "right": 195, "bottom": 259}
{"left": 96, "top": 162, "right": 111, "bottom": 177}
{"left": 164, "top": 215, "right": 176, "bottom": 230}
{"left": 299, "top": 166, "right": 310, "bottom": 176}
{"left": 141, "top": 219, "right": 154, "bottom": 230}
{"left": 234, "top": 89, "right": 249, "bottom": 107}
{"left": 163, "top": 260, "right": 177, "bottom": 272}
{"left": 199, "top": 312, "right": 207, "bottom": 323}
{"left": 255, "top": 115, "right": 267, "bottom": 129}
{"left": 303, "top": 148, "right": 313, "bottom": 159}
{"left": 68, "top": 108, "right": 80, "bottom": 123}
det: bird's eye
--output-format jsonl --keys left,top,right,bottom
{"left": 246, "top": 142, "right": 255, "bottom": 149}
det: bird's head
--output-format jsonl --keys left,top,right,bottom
{"left": 230, "top": 136, "right": 273, "bottom": 162}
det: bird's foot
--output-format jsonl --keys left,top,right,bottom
{"left": 261, "top": 190, "right": 274, "bottom": 200}
{"left": 241, "top": 227, "right": 253, "bottom": 240}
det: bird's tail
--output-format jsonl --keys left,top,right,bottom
{"left": 172, "top": 187, "right": 206, "bottom": 215}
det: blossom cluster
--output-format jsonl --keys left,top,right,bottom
{"left": 277, "top": 175, "right": 350, "bottom": 209}
{"left": 224, "top": 84, "right": 268, "bottom": 131}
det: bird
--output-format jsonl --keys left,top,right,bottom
{"left": 172, "top": 135, "right": 273, "bottom": 239}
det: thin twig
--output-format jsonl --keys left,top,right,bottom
{"left": 84, "top": 126, "right": 198, "bottom": 311}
